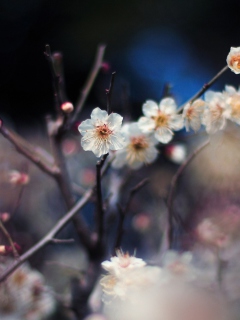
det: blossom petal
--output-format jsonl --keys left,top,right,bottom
{"left": 138, "top": 117, "right": 155, "bottom": 133}
{"left": 112, "top": 150, "right": 128, "bottom": 169}
{"left": 107, "top": 113, "right": 123, "bottom": 130}
{"left": 159, "top": 98, "right": 177, "bottom": 114}
{"left": 109, "top": 133, "right": 125, "bottom": 151}
{"left": 142, "top": 100, "right": 158, "bottom": 117}
{"left": 169, "top": 115, "right": 184, "bottom": 131}
{"left": 155, "top": 127, "right": 173, "bottom": 144}
{"left": 91, "top": 107, "right": 108, "bottom": 122}
{"left": 78, "top": 119, "right": 94, "bottom": 136}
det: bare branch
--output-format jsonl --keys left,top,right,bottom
{"left": 167, "top": 139, "right": 210, "bottom": 248}
{"left": 96, "top": 154, "right": 108, "bottom": 245}
{"left": 0, "top": 188, "right": 93, "bottom": 282}
{"left": 0, "top": 120, "right": 60, "bottom": 176}
{"left": 71, "top": 45, "right": 106, "bottom": 124}
{"left": 51, "top": 238, "right": 75, "bottom": 244}
{"left": 178, "top": 65, "right": 228, "bottom": 112}
{"left": 106, "top": 72, "right": 116, "bottom": 114}
{"left": 115, "top": 178, "right": 149, "bottom": 250}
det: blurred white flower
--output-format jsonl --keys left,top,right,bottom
{"left": 78, "top": 107, "right": 125, "bottom": 157}
{"left": 227, "top": 47, "right": 240, "bottom": 74}
{"left": 8, "top": 170, "right": 29, "bottom": 185}
{"left": 101, "top": 250, "right": 146, "bottom": 277}
{"left": 165, "top": 143, "right": 187, "bottom": 164}
{"left": 183, "top": 99, "right": 205, "bottom": 132}
{"left": 224, "top": 85, "right": 240, "bottom": 125}
{"left": 138, "top": 98, "right": 183, "bottom": 144}
{"left": 112, "top": 123, "right": 158, "bottom": 169}
{"left": 203, "top": 91, "right": 230, "bottom": 134}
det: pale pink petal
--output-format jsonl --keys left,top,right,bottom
{"left": 138, "top": 117, "right": 155, "bottom": 133}
{"left": 78, "top": 119, "right": 95, "bottom": 136}
{"left": 107, "top": 113, "right": 123, "bottom": 130}
{"left": 155, "top": 127, "right": 173, "bottom": 144}
{"left": 159, "top": 98, "right": 177, "bottom": 114}
{"left": 142, "top": 100, "right": 158, "bottom": 117}
{"left": 91, "top": 107, "right": 108, "bottom": 122}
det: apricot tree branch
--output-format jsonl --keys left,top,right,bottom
{"left": 106, "top": 72, "right": 116, "bottom": 114}
{"left": 71, "top": 44, "right": 106, "bottom": 124}
{"left": 178, "top": 65, "right": 228, "bottom": 112}
{"left": 0, "top": 220, "right": 19, "bottom": 259}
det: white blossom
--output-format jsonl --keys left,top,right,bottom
{"left": 101, "top": 250, "right": 146, "bottom": 278}
{"left": 202, "top": 91, "right": 230, "bottom": 134}
{"left": 227, "top": 47, "right": 240, "bottom": 74}
{"left": 183, "top": 99, "right": 205, "bottom": 132}
{"left": 112, "top": 123, "right": 158, "bottom": 170}
{"left": 138, "top": 98, "right": 183, "bottom": 144}
{"left": 223, "top": 85, "right": 240, "bottom": 125}
{"left": 78, "top": 107, "right": 125, "bottom": 157}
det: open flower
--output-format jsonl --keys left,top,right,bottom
{"left": 101, "top": 250, "right": 146, "bottom": 278}
{"left": 138, "top": 98, "right": 183, "bottom": 144}
{"left": 227, "top": 47, "right": 240, "bottom": 74}
{"left": 112, "top": 123, "right": 158, "bottom": 169}
{"left": 78, "top": 107, "right": 125, "bottom": 157}
{"left": 202, "top": 91, "right": 230, "bottom": 134}
{"left": 182, "top": 99, "right": 205, "bottom": 132}
{"left": 224, "top": 85, "right": 240, "bottom": 125}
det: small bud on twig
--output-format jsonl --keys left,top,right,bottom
{"left": 61, "top": 102, "right": 74, "bottom": 114}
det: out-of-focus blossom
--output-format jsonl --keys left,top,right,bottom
{"left": 8, "top": 170, "right": 29, "bottom": 185}
{"left": 0, "top": 212, "right": 10, "bottom": 222}
{"left": 101, "top": 250, "right": 146, "bottom": 277}
{"left": 78, "top": 107, "right": 125, "bottom": 157}
{"left": 165, "top": 143, "right": 187, "bottom": 164}
{"left": 61, "top": 102, "right": 74, "bottom": 113}
{"left": 132, "top": 212, "right": 151, "bottom": 232}
{"left": 224, "top": 85, "right": 240, "bottom": 125}
{"left": 203, "top": 91, "right": 230, "bottom": 134}
{"left": 0, "top": 260, "right": 55, "bottom": 320}
{"left": 112, "top": 123, "right": 158, "bottom": 169}
{"left": 183, "top": 99, "right": 205, "bottom": 132}
{"left": 227, "top": 47, "right": 240, "bottom": 74}
{"left": 101, "top": 61, "right": 111, "bottom": 73}
{"left": 196, "top": 218, "right": 230, "bottom": 249}
{"left": 138, "top": 98, "right": 183, "bottom": 144}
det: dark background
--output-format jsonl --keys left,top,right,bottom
{"left": 0, "top": 0, "right": 239, "bottom": 124}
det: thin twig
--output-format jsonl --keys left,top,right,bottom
{"left": 167, "top": 139, "right": 210, "bottom": 248}
{"left": 71, "top": 45, "right": 106, "bottom": 124}
{"left": 0, "top": 188, "right": 93, "bottom": 282}
{"left": 106, "top": 72, "right": 116, "bottom": 114}
{"left": 0, "top": 220, "right": 19, "bottom": 258}
{"left": 51, "top": 238, "right": 75, "bottom": 244}
{"left": 0, "top": 120, "right": 60, "bottom": 176}
{"left": 96, "top": 154, "right": 108, "bottom": 244}
{"left": 44, "top": 44, "right": 62, "bottom": 113}
{"left": 114, "top": 178, "right": 149, "bottom": 250}
{"left": 178, "top": 65, "right": 229, "bottom": 113}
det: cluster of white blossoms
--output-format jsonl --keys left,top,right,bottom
{"left": 0, "top": 260, "right": 55, "bottom": 320}
{"left": 100, "top": 250, "right": 228, "bottom": 320}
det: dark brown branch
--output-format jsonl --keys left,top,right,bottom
{"left": 0, "top": 188, "right": 93, "bottom": 283}
{"left": 0, "top": 220, "right": 19, "bottom": 258}
{"left": 115, "top": 178, "right": 149, "bottom": 250}
{"left": 178, "top": 65, "right": 228, "bottom": 112}
{"left": 44, "top": 44, "right": 62, "bottom": 113}
{"left": 96, "top": 154, "right": 108, "bottom": 245}
{"left": 71, "top": 45, "right": 106, "bottom": 124}
{"left": 0, "top": 120, "right": 60, "bottom": 176}
{"left": 167, "top": 139, "right": 209, "bottom": 248}
{"left": 106, "top": 72, "right": 116, "bottom": 114}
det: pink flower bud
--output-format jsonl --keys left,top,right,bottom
{"left": 0, "top": 212, "right": 10, "bottom": 222}
{"left": 101, "top": 61, "right": 111, "bottom": 73}
{"left": 8, "top": 170, "right": 30, "bottom": 185}
{"left": 61, "top": 102, "right": 74, "bottom": 113}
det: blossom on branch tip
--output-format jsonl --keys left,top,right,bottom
{"left": 202, "top": 91, "right": 230, "bottom": 134}
{"left": 227, "top": 47, "right": 240, "bottom": 74}
{"left": 182, "top": 99, "right": 205, "bottom": 132}
{"left": 138, "top": 98, "right": 183, "bottom": 144}
{"left": 112, "top": 123, "right": 158, "bottom": 169}
{"left": 78, "top": 107, "right": 125, "bottom": 157}
{"left": 8, "top": 170, "right": 30, "bottom": 185}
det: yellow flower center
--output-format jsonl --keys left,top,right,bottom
{"left": 130, "top": 136, "right": 149, "bottom": 151}
{"left": 96, "top": 124, "right": 112, "bottom": 139}
{"left": 152, "top": 111, "right": 169, "bottom": 128}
